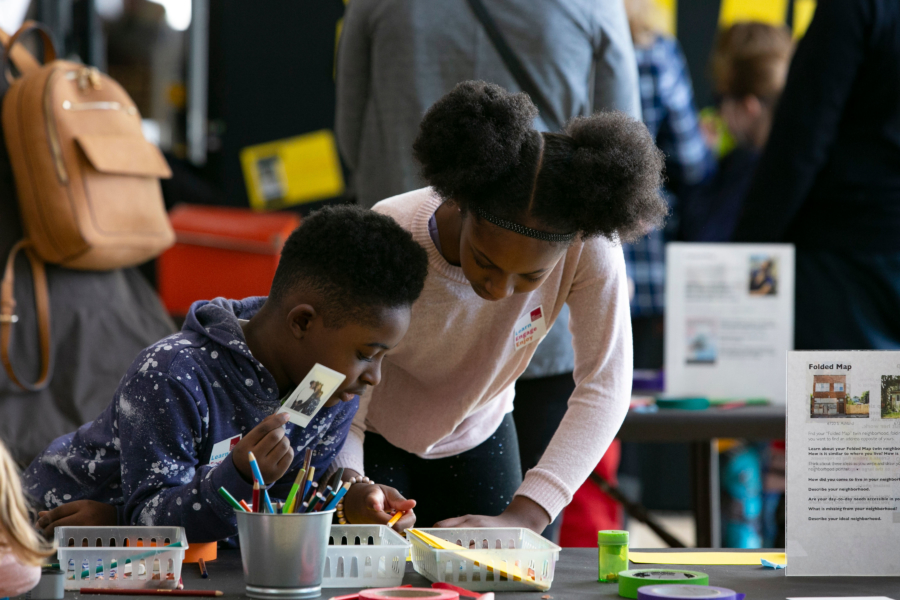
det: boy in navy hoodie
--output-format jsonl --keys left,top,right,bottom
{"left": 23, "top": 206, "right": 428, "bottom": 542}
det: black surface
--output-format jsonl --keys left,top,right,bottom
{"left": 617, "top": 406, "right": 786, "bottom": 443}
{"left": 66, "top": 548, "right": 900, "bottom": 600}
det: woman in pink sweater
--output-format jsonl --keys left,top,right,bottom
{"left": 335, "top": 81, "right": 666, "bottom": 532}
{"left": 0, "top": 440, "right": 54, "bottom": 597}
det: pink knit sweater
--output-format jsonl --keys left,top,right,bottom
{"left": 0, "top": 551, "right": 40, "bottom": 597}
{"left": 333, "top": 188, "right": 633, "bottom": 518}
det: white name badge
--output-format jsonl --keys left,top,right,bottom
{"left": 513, "top": 305, "right": 548, "bottom": 351}
{"left": 209, "top": 434, "right": 242, "bottom": 467}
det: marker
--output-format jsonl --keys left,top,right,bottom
{"left": 252, "top": 481, "right": 261, "bottom": 513}
{"left": 198, "top": 558, "right": 208, "bottom": 579}
{"left": 217, "top": 487, "right": 246, "bottom": 512}
{"left": 324, "top": 481, "right": 351, "bottom": 511}
{"left": 299, "top": 501, "right": 309, "bottom": 513}
{"left": 387, "top": 511, "right": 404, "bottom": 527}
{"left": 284, "top": 468, "right": 306, "bottom": 514}
{"left": 301, "top": 466, "right": 316, "bottom": 504}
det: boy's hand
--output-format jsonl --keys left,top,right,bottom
{"left": 36, "top": 500, "right": 117, "bottom": 538}
{"left": 232, "top": 413, "right": 293, "bottom": 484}
{"left": 342, "top": 482, "right": 417, "bottom": 532}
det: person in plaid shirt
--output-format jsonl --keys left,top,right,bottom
{"left": 623, "top": 0, "right": 715, "bottom": 367}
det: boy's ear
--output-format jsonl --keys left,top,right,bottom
{"left": 286, "top": 304, "right": 319, "bottom": 340}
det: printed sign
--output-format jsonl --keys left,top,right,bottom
{"left": 787, "top": 351, "right": 900, "bottom": 575}
{"left": 276, "top": 363, "right": 346, "bottom": 427}
{"left": 209, "top": 434, "right": 242, "bottom": 467}
{"left": 513, "top": 305, "right": 548, "bottom": 351}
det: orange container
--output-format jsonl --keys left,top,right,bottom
{"left": 158, "top": 205, "right": 301, "bottom": 315}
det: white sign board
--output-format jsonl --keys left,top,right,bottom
{"left": 787, "top": 351, "right": 900, "bottom": 576}
{"left": 665, "top": 243, "right": 794, "bottom": 403}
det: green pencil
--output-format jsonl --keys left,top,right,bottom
{"left": 284, "top": 468, "right": 306, "bottom": 513}
{"left": 218, "top": 486, "right": 247, "bottom": 512}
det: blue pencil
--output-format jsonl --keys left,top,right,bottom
{"left": 324, "top": 481, "right": 351, "bottom": 511}
{"left": 301, "top": 466, "right": 315, "bottom": 505}
{"left": 248, "top": 451, "right": 275, "bottom": 514}
{"left": 262, "top": 489, "right": 275, "bottom": 514}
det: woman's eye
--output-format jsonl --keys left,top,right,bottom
{"left": 522, "top": 275, "right": 542, "bottom": 283}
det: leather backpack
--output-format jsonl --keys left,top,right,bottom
{"left": 0, "top": 22, "right": 175, "bottom": 391}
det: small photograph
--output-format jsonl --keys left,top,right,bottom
{"left": 277, "top": 363, "right": 346, "bottom": 427}
{"left": 810, "top": 374, "right": 869, "bottom": 418}
{"left": 880, "top": 375, "right": 900, "bottom": 419}
{"left": 686, "top": 319, "right": 717, "bottom": 365}
{"left": 749, "top": 255, "right": 778, "bottom": 296}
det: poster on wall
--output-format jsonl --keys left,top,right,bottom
{"left": 664, "top": 243, "right": 795, "bottom": 403}
{"left": 786, "top": 351, "right": 900, "bottom": 576}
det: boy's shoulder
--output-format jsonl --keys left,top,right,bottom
{"left": 126, "top": 330, "right": 219, "bottom": 381}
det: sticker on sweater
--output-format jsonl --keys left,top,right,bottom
{"left": 513, "top": 305, "right": 547, "bottom": 351}
{"left": 276, "top": 363, "right": 347, "bottom": 427}
{"left": 209, "top": 434, "right": 242, "bottom": 467}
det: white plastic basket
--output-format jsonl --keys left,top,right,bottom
{"left": 322, "top": 525, "right": 409, "bottom": 588}
{"left": 408, "top": 527, "right": 560, "bottom": 592}
{"left": 55, "top": 526, "right": 188, "bottom": 590}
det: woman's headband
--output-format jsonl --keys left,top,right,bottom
{"left": 472, "top": 206, "right": 577, "bottom": 243}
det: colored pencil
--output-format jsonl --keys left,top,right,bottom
{"left": 252, "top": 481, "right": 261, "bottom": 513}
{"left": 386, "top": 511, "right": 404, "bottom": 527}
{"left": 217, "top": 487, "right": 246, "bottom": 512}
{"left": 299, "top": 501, "right": 309, "bottom": 513}
{"left": 79, "top": 589, "right": 223, "bottom": 597}
{"left": 198, "top": 558, "right": 208, "bottom": 579}
{"left": 283, "top": 468, "right": 306, "bottom": 514}
{"left": 306, "top": 493, "right": 326, "bottom": 513}
{"left": 302, "top": 447, "right": 313, "bottom": 474}
{"left": 328, "top": 467, "right": 344, "bottom": 491}
{"left": 301, "top": 466, "right": 315, "bottom": 503}
{"left": 239, "top": 500, "right": 252, "bottom": 513}
{"left": 247, "top": 452, "right": 266, "bottom": 486}
{"left": 262, "top": 489, "right": 275, "bottom": 514}
{"left": 324, "top": 481, "right": 351, "bottom": 511}
{"left": 302, "top": 482, "right": 318, "bottom": 507}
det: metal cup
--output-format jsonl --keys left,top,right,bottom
{"left": 236, "top": 510, "right": 335, "bottom": 600}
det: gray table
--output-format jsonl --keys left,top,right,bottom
{"left": 616, "top": 406, "right": 786, "bottom": 548}
{"left": 67, "top": 548, "right": 900, "bottom": 600}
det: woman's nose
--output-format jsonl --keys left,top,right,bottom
{"left": 484, "top": 275, "right": 513, "bottom": 300}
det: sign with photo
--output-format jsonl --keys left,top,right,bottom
{"left": 664, "top": 243, "right": 795, "bottom": 403}
{"left": 787, "top": 351, "right": 900, "bottom": 575}
{"left": 276, "top": 363, "right": 346, "bottom": 427}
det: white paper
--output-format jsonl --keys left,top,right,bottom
{"left": 787, "top": 352, "right": 900, "bottom": 576}
{"left": 276, "top": 363, "right": 346, "bottom": 427}
{"left": 665, "top": 243, "right": 794, "bottom": 403}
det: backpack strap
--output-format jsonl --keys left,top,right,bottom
{"left": 1, "top": 20, "right": 56, "bottom": 83}
{"left": 1, "top": 240, "right": 52, "bottom": 391}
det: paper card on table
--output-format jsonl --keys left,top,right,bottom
{"left": 628, "top": 551, "right": 786, "bottom": 566}
{"left": 786, "top": 351, "right": 900, "bottom": 576}
{"left": 276, "top": 363, "right": 345, "bottom": 427}
{"left": 664, "top": 243, "right": 794, "bottom": 404}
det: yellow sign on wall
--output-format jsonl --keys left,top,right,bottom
{"left": 718, "top": 0, "right": 788, "bottom": 26}
{"left": 654, "top": 0, "right": 677, "bottom": 37}
{"left": 240, "top": 129, "right": 346, "bottom": 212}
{"left": 793, "top": 0, "right": 817, "bottom": 38}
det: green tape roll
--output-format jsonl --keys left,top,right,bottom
{"left": 618, "top": 569, "right": 709, "bottom": 599}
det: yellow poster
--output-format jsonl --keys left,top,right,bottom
{"left": 793, "top": 0, "right": 816, "bottom": 39}
{"left": 653, "top": 0, "right": 677, "bottom": 36}
{"left": 240, "top": 130, "right": 346, "bottom": 212}
{"left": 718, "top": 0, "right": 787, "bottom": 26}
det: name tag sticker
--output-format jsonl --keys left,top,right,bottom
{"left": 513, "top": 305, "right": 547, "bottom": 351}
{"left": 209, "top": 434, "right": 242, "bottom": 467}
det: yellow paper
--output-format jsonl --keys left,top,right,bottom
{"left": 718, "top": 0, "right": 787, "bottom": 27}
{"left": 652, "top": 0, "right": 677, "bottom": 36}
{"left": 793, "top": 0, "right": 816, "bottom": 39}
{"left": 240, "top": 129, "right": 345, "bottom": 212}
{"left": 629, "top": 551, "right": 786, "bottom": 566}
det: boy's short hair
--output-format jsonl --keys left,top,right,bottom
{"left": 269, "top": 205, "right": 428, "bottom": 327}
{"left": 711, "top": 22, "right": 794, "bottom": 103}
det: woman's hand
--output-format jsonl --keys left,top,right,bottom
{"left": 434, "top": 496, "right": 550, "bottom": 533}
{"left": 342, "top": 482, "right": 417, "bottom": 532}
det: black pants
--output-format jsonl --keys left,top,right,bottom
{"left": 364, "top": 413, "right": 522, "bottom": 527}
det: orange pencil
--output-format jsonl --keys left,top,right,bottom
{"left": 239, "top": 500, "right": 252, "bottom": 513}
{"left": 387, "top": 511, "right": 404, "bottom": 527}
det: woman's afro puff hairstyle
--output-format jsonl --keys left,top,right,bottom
{"left": 413, "top": 80, "right": 540, "bottom": 207}
{"left": 533, "top": 113, "right": 668, "bottom": 243}
{"left": 414, "top": 80, "right": 668, "bottom": 243}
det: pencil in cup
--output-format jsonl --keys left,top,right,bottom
{"left": 301, "top": 467, "right": 316, "bottom": 504}
{"left": 283, "top": 468, "right": 306, "bottom": 514}
{"left": 252, "top": 481, "right": 261, "bottom": 513}
{"left": 324, "top": 482, "right": 351, "bottom": 511}
{"left": 217, "top": 487, "right": 247, "bottom": 512}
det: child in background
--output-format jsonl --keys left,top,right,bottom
{"left": 681, "top": 22, "right": 793, "bottom": 242}
{"left": 24, "top": 206, "right": 428, "bottom": 542}
{"left": 0, "top": 440, "right": 54, "bottom": 597}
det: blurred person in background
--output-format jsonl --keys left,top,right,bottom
{"left": 732, "top": 0, "right": 900, "bottom": 350}
{"left": 681, "top": 22, "right": 792, "bottom": 242}
{"left": 622, "top": 0, "right": 715, "bottom": 369}
{"left": 335, "top": 0, "right": 642, "bottom": 543}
